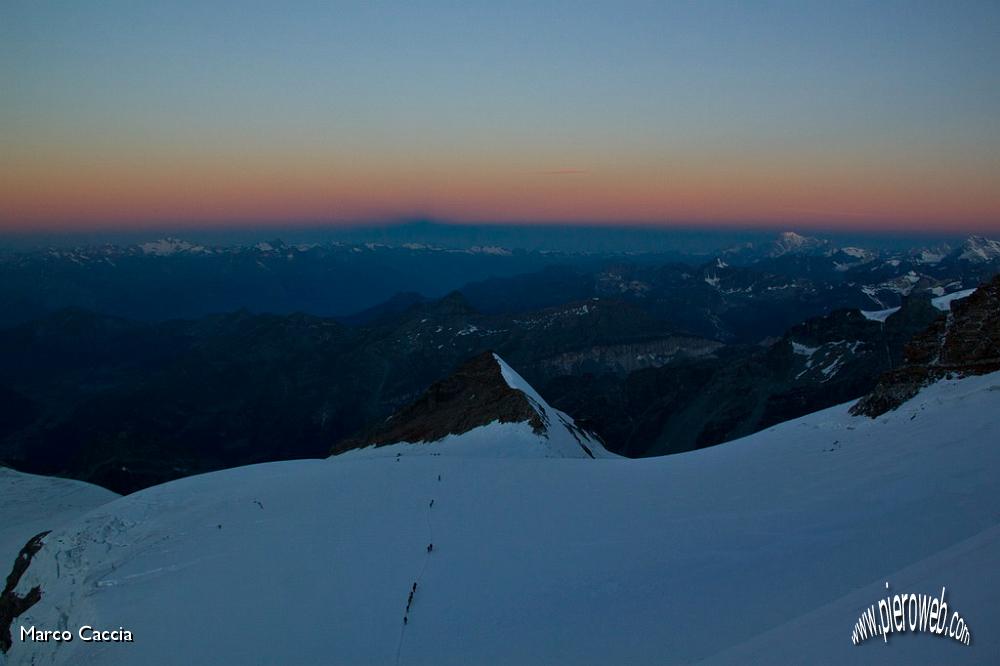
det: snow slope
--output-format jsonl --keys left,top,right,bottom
{"left": 704, "top": 524, "right": 1000, "bottom": 664}
{"left": 0, "top": 468, "right": 117, "bottom": 565}
{"left": 5, "top": 374, "right": 1000, "bottom": 665}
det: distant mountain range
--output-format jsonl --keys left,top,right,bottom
{"left": 0, "top": 238, "right": 592, "bottom": 327}
{"left": 461, "top": 233, "right": 999, "bottom": 343}
{"left": 2, "top": 232, "right": 998, "bottom": 330}
{"left": 0, "top": 231, "right": 997, "bottom": 493}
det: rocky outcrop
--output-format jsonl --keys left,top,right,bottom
{"left": 1, "top": 531, "right": 49, "bottom": 653}
{"left": 332, "top": 352, "right": 546, "bottom": 452}
{"left": 536, "top": 337, "right": 722, "bottom": 376}
{"left": 852, "top": 274, "right": 1000, "bottom": 417}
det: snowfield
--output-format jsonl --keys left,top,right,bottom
{"left": 0, "top": 468, "right": 117, "bottom": 566}
{"left": 4, "top": 373, "right": 1000, "bottom": 665}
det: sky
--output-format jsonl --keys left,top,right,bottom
{"left": 2, "top": 1, "right": 999, "bottom": 233}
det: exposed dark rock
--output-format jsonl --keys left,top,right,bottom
{"left": 332, "top": 352, "right": 544, "bottom": 453}
{"left": 1, "top": 531, "right": 49, "bottom": 653}
{"left": 852, "top": 274, "right": 1000, "bottom": 417}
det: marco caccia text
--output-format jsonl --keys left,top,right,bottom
{"left": 20, "top": 625, "right": 134, "bottom": 643}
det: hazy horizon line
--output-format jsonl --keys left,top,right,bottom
{"left": 0, "top": 218, "right": 988, "bottom": 253}
{"left": 3, "top": 215, "right": 998, "bottom": 237}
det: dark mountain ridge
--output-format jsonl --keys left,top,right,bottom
{"left": 0, "top": 295, "right": 708, "bottom": 492}
{"left": 333, "top": 351, "right": 546, "bottom": 453}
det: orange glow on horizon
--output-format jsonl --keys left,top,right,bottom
{"left": 2, "top": 143, "right": 999, "bottom": 233}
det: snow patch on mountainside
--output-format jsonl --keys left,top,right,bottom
{"left": 931, "top": 288, "right": 977, "bottom": 312}
{"left": 791, "top": 342, "right": 819, "bottom": 357}
{"left": 861, "top": 306, "right": 901, "bottom": 322}
{"left": 840, "top": 247, "right": 872, "bottom": 260}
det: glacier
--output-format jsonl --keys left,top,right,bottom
{"left": 3, "top": 373, "right": 999, "bottom": 665}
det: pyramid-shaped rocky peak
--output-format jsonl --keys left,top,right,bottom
{"left": 332, "top": 352, "right": 613, "bottom": 458}
{"left": 421, "top": 291, "right": 477, "bottom": 317}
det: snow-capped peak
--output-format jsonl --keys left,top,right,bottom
{"left": 253, "top": 239, "right": 285, "bottom": 253}
{"left": 138, "top": 238, "right": 206, "bottom": 256}
{"left": 333, "top": 352, "right": 616, "bottom": 459}
{"left": 957, "top": 235, "right": 1000, "bottom": 263}
{"left": 768, "top": 231, "right": 828, "bottom": 257}
{"left": 779, "top": 231, "right": 809, "bottom": 246}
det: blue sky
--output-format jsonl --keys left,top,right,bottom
{"left": 2, "top": 1, "right": 998, "bottom": 231}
